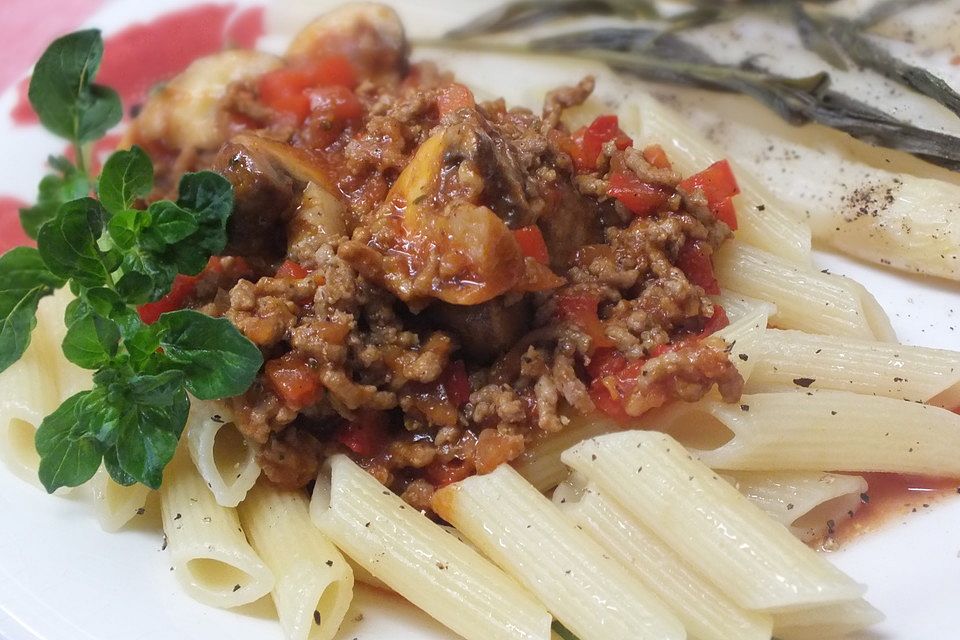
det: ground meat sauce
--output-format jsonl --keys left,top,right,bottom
{"left": 129, "top": 6, "right": 743, "bottom": 512}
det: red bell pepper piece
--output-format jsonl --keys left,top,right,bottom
{"left": 607, "top": 171, "right": 672, "bottom": 216}
{"left": 679, "top": 159, "right": 740, "bottom": 230}
{"left": 641, "top": 144, "right": 671, "bottom": 169}
{"left": 258, "top": 55, "right": 359, "bottom": 122}
{"left": 512, "top": 226, "right": 550, "bottom": 265}
{"left": 566, "top": 114, "right": 633, "bottom": 172}
{"left": 437, "top": 83, "right": 476, "bottom": 117}
{"left": 555, "top": 293, "right": 615, "bottom": 349}
{"left": 676, "top": 240, "right": 720, "bottom": 295}
{"left": 265, "top": 352, "right": 324, "bottom": 409}
{"left": 275, "top": 260, "right": 310, "bottom": 279}
{"left": 336, "top": 412, "right": 390, "bottom": 457}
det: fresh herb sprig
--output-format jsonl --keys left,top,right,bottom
{"left": 0, "top": 30, "right": 263, "bottom": 493}
{"left": 441, "top": 1, "right": 960, "bottom": 170}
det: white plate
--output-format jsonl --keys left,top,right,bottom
{"left": 0, "top": 1, "right": 958, "bottom": 638}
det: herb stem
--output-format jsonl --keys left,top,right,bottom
{"left": 73, "top": 141, "right": 88, "bottom": 177}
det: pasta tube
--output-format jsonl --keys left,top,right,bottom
{"left": 656, "top": 390, "right": 960, "bottom": 476}
{"left": 433, "top": 465, "right": 686, "bottom": 640}
{"left": 238, "top": 481, "right": 353, "bottom": 640}
{"left": 185, "top": 400, "right": 261, "bottom": 508}
{"left": 310, "top": 454, "right": 551, "bottom": 640}
{"left": 554, "top": 474, "right": 773, "bottom": 640}
{"left": 561, "top": 431, "right": 864, "bottom": 611}
{"left": 160, "top": 449, "right": 274, "bottom": 608}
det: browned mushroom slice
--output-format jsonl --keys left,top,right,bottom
{"left": 339, "top": 133, "right": 526, "bottom": 306}
{"left": 286, "top": 2, "right": 408, "bottom": 78}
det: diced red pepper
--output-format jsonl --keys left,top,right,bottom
{"left": 607, "top": 171, "right": 672, "bottom": 216}
{"left": 588, "top": 356, "right": 646, "bottom": 423}
{"left": 711, "top": 197, "right": 738, "bottom": 230}
{"left": 648, "top": 305, "right": 730, "bottom": 358}
{"left": 702, "top": 304, "right": 730, "bottom": 337}
{"left": 437, "top": 83, "right": 476, "bottom": 117}
{"left": 308, "top": 84, "right": 363, "bottom": 121}
{"left": 555, "top": 293, "right": 614, "bottom": 350}
{"left": 513, "top": 226, "right": 550, "bottom": 265}
{"left": 265, "top": 352, "right": 323, "bottom": 409}
{"left": 642, "top": 144, "right": 671, "bottom": 169}
{"left": 336, "top": 412, "right": 390, "bottom": 457}
{"left": 137, "top": 274, "right": 199, "bottom": 324}
{"left": 676, "top": 240, "right": 720, "bottom": 295}
{"left": 258, "top": 55, "right": 359, "bottom": 122}
{"left": 566, "top": 114, "right": 633, "bottom": 172}
{"left": 276, "top": 260, "right": 310, "bottom": 279}
{"left": 679, "top": 159, "right": 740, "bottom": 230}
{"left": 440, "top": 360, "right": 471, "bottom": 407}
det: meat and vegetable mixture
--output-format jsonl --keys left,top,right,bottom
{"left": 129, "top": 4, "right": 743, "bottom": 512}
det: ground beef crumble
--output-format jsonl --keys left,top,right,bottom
{"left": 129, "top": 5, "right": 743, "bottom": 508}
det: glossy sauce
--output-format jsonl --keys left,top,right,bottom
{"left": 828, "top": 472, "right": 960, "bottom": 549}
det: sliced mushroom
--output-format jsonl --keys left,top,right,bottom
{"left": 133, "top": 51, "right": 282, "bottom": 151}
{"left": 339, "top": 132, "right": 526, "bottom": 306}
{"left": 214, "top": 134, "right": 345, "bottom": 263}
{"left": 286, "top": 2, "right": 408, "bottom": 78}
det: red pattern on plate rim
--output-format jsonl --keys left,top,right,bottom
{"left": 3, "top": 2, "right": 266, "bottom": 252}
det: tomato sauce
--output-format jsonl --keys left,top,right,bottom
{"left": 830, "top": 472, "right": 960, "bottom": 548}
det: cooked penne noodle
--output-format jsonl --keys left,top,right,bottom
{"left": 725, "top": 471, "right": 868, "bottom": 543}
{"left": 513, "top": 413, "right": 618, "bottom": 491}
{"left": 655, "top": 390, "right": 960, "bottom": 476}
{"left": 310, "top": 454, "right": 552, "bottom": 640}
{"left": 714, "top": 241, "right": 894, "bottom": 340}
{"left": 433, "top": 465, "right": 686, "bottom": 640}
{"left": 814, "top": 174, "right": 960, "bottom": 282}
{"left": 237, "top": 481, "right": 353, "bottom": 640}
{"left": 712, "top": 290, "right": 778, "bottom": 324}
{"left": 561, "top": 431, "right": 864, "bottom": 611}
{"left": 773, "top": 598, "right": 884, "bottom": 640}
{"left": 745, "top": 329, "right": 960, "bottom": 406}
{"left": 0, "top": 298, "right": 62, "bottom": 487}
{"left": 160, "top": 449, "right": 274, "bottom": 608}
{"left": 554, "top": 474, "right": 773, "bottom": 640}
{"left": 90, "top": 466, "right": 152, "bottom": 532}
{"left": 623, "top": 95, "right": 812, "bottom": 266}
{"left": 186, "top": 400, "right": 261, "bottom": 508}
{"left": 36, "top": 288, "right": 93, "bottom": 400}
{"left": 711, "top": 300, "right": 769, "bottom": 382}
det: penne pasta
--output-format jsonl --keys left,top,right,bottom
{"left": 714, "top": 241, "right": 894, "bottom": 340}
{"left": 433, "top": 465, "right": 686, "bottom": 640}
{"left": 711, "top": 299, "right": 770, "bottom": 383}
{"left": 160, "top": 449, "right": 274, "bottom": 608}
{"left": 185, "top": 400, "right": 261, "bottom": 508}
{"left": 310, "top": 455, "right": 552, "bottom": 640}
{"left": 553, "top": 474, "right": 773, "bottom": 640}
{"left": 725, "top": 471, "right": 868, "bottom": 543}
{"left": 0, "top": 296, "right": 62, "bottom": 488}
{"left": 237, "top": 481, "right": 353, "bottom": 640}
{"left": 744, "top": 328, "right": 960, "bottom": 406}
{"left": 815, "top": 174, "right": 960, "bottom": 282}
{"left": 90, "top": 466, "right": 152, "bottom": 533}
{"left": 513, "top": 413, "right": 618, "bottom": 491}
{"left": 773, "top": 598, "right": 884, "bottom": 640}
{"left": 712, "top": 290, "right": 777, "bottom": 324}
{"left": 654, "top": 390, "right": 960, "bottom": 476}
{"left": 36, "top": 288, "right": 93, "bottom": 400}
{"left": 561, "top": 431, "right": 864, "bottom": 611}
